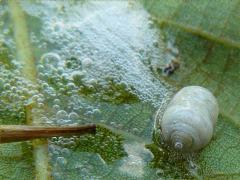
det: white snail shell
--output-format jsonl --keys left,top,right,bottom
{"left": 158, "top": 86, "right": 219, "bottom": 152}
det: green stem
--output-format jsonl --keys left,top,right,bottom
{"left": 8, "top": 1, "right": 49, "bottom": 179}
{"left": 153, "top": 17, "right": 240, "bottom": 49}
{"left": 8, "top": 0, "right": 37, "bottom": 82}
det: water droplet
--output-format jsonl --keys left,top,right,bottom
{"left": 68, "top": 112, "right": 79, "bottom": 120}
{"left": 56, "top": 110, "right": 68, "bottom": 119}
{"left": 40, "top": 52, "right": 61, "bottom": 66}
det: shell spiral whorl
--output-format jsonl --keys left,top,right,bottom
{"left": 158, "top": 86, "right": 219, "bottom": 153}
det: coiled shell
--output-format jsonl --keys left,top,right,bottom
{"left": 158, "top": 86, "right": 219, "bottom": 152}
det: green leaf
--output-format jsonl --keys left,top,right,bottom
{"left": 144, "top": 0, "right": 240, "bottom": 179}
{"left": 0, "top": 142, "right": 34, "bottom": 180}
{"left": 0, "top": 0, "right": 240, "bottom": 179}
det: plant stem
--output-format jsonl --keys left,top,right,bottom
{"left": 0, "top": 124, "right": 96, "bottom": 143}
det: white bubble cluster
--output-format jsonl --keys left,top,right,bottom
{"left": 0, "top": 63, "right": 44, "bottom": 124}
{"left": 0, "top": 1, "right": 178, "bottom": 177}
{"left": 22, "top": 1, "right": 172, "bottom": 108}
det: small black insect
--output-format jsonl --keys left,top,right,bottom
{"left": 163, "top": 59, "right": 180, "bottom": 76}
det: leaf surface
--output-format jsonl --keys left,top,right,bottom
{"left": 0, "top": 0, "right": 240, "bottom": 179}
{"left": 144, "top": 0, "right": 240, "bottom": 178}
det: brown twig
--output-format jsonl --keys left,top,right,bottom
{"left": 0, "top": 124, "right": 96, "bottom": 143}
